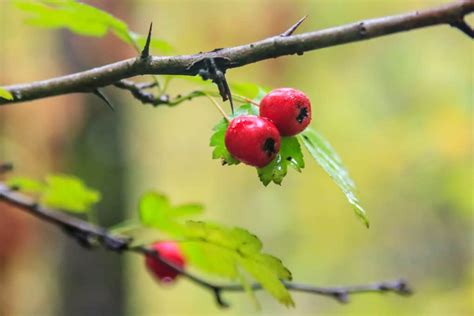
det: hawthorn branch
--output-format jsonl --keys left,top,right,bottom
{"left": 0, "top": 180, "right": 412, "bottom": 308}
{"left": 1, "top": 0, "right": 472, "bottom": 106}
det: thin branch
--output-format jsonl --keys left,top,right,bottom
{"left": 1, "top": 1, "right": 472, "bottom": 106}
{"left": 0, "top": 181, "right": 412, "bottom": 308}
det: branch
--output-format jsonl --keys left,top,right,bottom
{"left": 1, "top": 1, "right": 472, "bottom": 106}
{"left": 0, "top": 181, "right": 412, "bottom": 308}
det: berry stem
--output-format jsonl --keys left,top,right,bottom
{"left": 205, "top": 93, "right": 230, "bottom": 122}
{"left": 232, "top": 93, "right": 260, "bottom": 106}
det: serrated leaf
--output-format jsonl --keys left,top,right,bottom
{"left": 299, "top": 128, "right": 369, "bottom": 227}
{"left": 0, "top": 87, "right": 13, "bottom": 100}
{"left": 41, "top": 174, "right": 101, "bottom": 213}
{"left": 209, "top": 119, "right": 240, "bottom": 165}
{"left": 179, "top": 221, "right": 293, "bottom": 307}
{"left": 138, "top": 192, "right": 202, "bottom": 235}
{"left": 238, "top": 257, "right": 294, "bottom": 307}
{"left": 257, "top": 137, "right": 305, "bottom": 186}
{"left": 6, "top": 176, "right": 45, "bottom": 193}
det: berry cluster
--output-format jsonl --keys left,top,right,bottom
{"left": 225, "top": 88, "right": 312, "bottom": 167}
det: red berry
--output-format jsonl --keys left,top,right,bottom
{"left": 145, "top": 241, "right": 186, "bottom": 284}
{"left": 225, "top": 115, "right": 281, "bottom": 168}
{"left": 259, "top": 88, "right": 312, "bottom": 136}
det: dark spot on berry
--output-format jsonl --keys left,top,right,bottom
{"left": 263, "top": 138, "right": 277, "bottom": 157}
{"left": 296, "top": 107, "right": 308, "bottom": 123}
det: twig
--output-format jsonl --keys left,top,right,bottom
{"left": 1, "top": 1, "right": 472, "bottom": 106}
{"left": 0, "top": 181, "right": 413, "bottom": 308}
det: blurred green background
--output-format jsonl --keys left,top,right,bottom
{"left": 0, "top": 0, "right": 472, "bottom": 315}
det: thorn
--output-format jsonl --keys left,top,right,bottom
{"left": 221, "top": 77, "right": 234, "bottom": 114}
{"left": 93, "top": 89, "right": 115, "bottom": 111}
{"left": 141, "top": 22, "right": 153, "bottom": 58}
{"left": 450, "top": 19, "right": 474, "bottom": 39}
{"left": 213, "top": 288, "right": 230, "bottom": 308}
{"left": 281, "top": 15, "right": 308, "bottom": 37}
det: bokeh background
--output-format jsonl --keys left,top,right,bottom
{"left": 0, "top": 0, "right": 472, "bottom": 315}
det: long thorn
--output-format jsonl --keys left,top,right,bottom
{"left": 141, "top": 22, "right": 153, "bottom": 58}
{"left": 281, "top": 15, "right": 308, "bottom": 37}
{"left": 93, "top": 89, "right": 115, "bottom": 111}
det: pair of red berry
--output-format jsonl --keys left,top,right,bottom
{"left": 225, "top": 88, "right": 312, "bottom": 168}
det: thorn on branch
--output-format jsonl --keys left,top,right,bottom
{"left": 450, "top": 18, "right": 474, "bottom": 38}
{"left": 213, "top": 288, "right": 230, "bottom": 308}
{"left": 281, "top": 15, "right": 308, "bottom": 37}
{"left": 193, "top": 57, "right": 234, "bottom": 113}
{"left": 141, "top": 22, "right": 153, "bottom": 59}
{"left": 93, "top": 89, "right": 115, "bottom": 111}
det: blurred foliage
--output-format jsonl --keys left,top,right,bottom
{"left": 7, "top": 174, "right": 101, "bottom": 213}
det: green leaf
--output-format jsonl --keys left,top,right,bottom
{"left": 209, "top": 103, "right": 259, "bottom": 166}
{"left": 41, "top": 174, "right": 101, "bottom": 213}
{"left": 257, "top": 137, "right": 305, "bottom": 186}
{"left": 6, "top": 176, "right": 45, "bottom": 193}
{"left": 180, "top": 242, "right": 239, "bottom": 279}
{"left": 299, "top": 128, "right": 369, "bottom": 227}
{"left": 209, "top": 119, "right": 240, "bottom": 165}
{"left": 15, "top": 0, "right": 172, "bottom": 54}
{"left": 0, "top": 87, "right": 13, "bottom": 100}
{"left": 180, "top": 221, "right": 293, "bottom": 307}
{"left": 238, "top": 257, "right": 294, "bottom": 307}
{"left": 138, "top": 192, "right": 203, "bottom": 235}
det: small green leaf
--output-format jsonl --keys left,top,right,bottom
{"left": 209, "top": 119, "right": 240, "bottom": 165}
{"left": 257, "top": 137, "right": 305, "bottom": 186}
{"left": 41, "top": 174, "right": 101, "bottom": 213}
{"left": 0, "top": 87, "right": 13, "bottom": 100}
{"left": 299, "top": 128, "right": 369, "bottom": 227}
{"left": 138, "top": 192, "right": 202, "bottom": 235}
{"left": 6, "top": 176, "right": 45, "bottom": 193}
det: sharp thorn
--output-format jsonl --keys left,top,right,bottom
{"left": 450, "top": 19, "right": 474, "bottom": 39}
{"left": 93, "top": 89, "right": 115, "bottom": 111}
{"left": 281, "top": 15, "right": 308, "bottom": 37}
{"left": 141, "top": 22, "right": 153, "bottom": 58}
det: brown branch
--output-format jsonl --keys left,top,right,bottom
{"left": 1, "top": 0, "right": 472, "bottom": 106}
{"left": 0, "top": 180, "right": 412, "bottom": 308}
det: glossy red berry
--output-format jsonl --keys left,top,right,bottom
{"left": 225, "top": 115, "right": 281, "bottom": 167}
{"left": 259, "top": 88, "right": 312, "bottom": 136}
{"left": 145, "top": 241, "right": 186, "bottom": 284}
